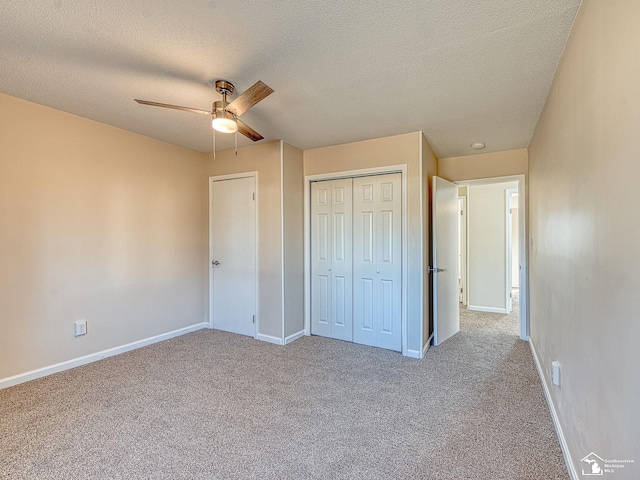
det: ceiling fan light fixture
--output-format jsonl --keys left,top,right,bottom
{"left": 212, "top": 116, "right": 238, "bottom": 133}
{"left": 211, "top": 99, "right": 238, "bottom": 133}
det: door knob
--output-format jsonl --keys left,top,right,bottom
{"left": 428, "top": 266, "right": 446, "bottom": 273}
{"left": 212, "top": 260, "right": 221, "bottom": 266}
{"left": 328, "top": 267, "right": 331, "bottom": 271}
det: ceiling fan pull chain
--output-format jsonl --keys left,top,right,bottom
{"left": 212, "top": 129, "right": 216, "bottom": 160}
{"left": 235, "top": 128, "right": 238, "bottom": 156}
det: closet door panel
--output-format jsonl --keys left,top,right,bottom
{"left": 311, "top": 179, "right": 353, "bottom": 341}
{"left": 311, "top": 182, "right": 333, "bottom": 338}
{"left": 329, "top": 179, "right": 353, "bottom": 341}
{"left": 353, "top": 174, "right": 402, "bottom": 351}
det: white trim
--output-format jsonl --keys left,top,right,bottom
{"left": 505, "top": 188, "right": 516, "bottom": 314}
{"left": 517, "top": 176, "right": 528, "bottom": 340}
{"left": 284, "top": 330, "right": 305, "bottom": 345}
{"left": 207, "top": 172, "right": 256, "bottom": 183}
{"left": 256, "top": 333, "right": 284, "bottom": 346}
{"left": 303, "top": 164, "right": 409, "bottom": 355}
{"left": 255, "top": 174, "right": 261, "bottom": 338}
{"left": 467, "top": 305, "right": 508, "bottom": 314}
{"left": 458, "top": 195, "right": 468, "bottom": 306}
{"left": 405, "top": 349, "right": 422, "bottom": 359}
{"left": 0, "top": 323, "right": 207, "bottom": 390}
{"left": 456, "top": 174, "right": 529, "bottom": 341}
{"left": 466, "top": 188, "right": 470, "bottom": 310}
{"left": 306, "top": 165, "right": 406, "bottom": 181}
{"left": 208, "top": 172, "right": 260, "bottom": 338}
{"left": 529, "top": 341, "right": 577, "bottom": 480}
{"left": 418, "top": 133, "right": 424, "bottom": 357}
{"left": 303, "top": 174, "right": 312, "bottom": 337}
{"left": 401, "top": 166, "right": 409, "bottom": 357}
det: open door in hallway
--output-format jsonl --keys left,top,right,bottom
{"left": 432, "top": 176, "right": 460, "bottom": 345}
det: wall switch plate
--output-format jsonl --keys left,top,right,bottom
{"left": 74, "top": 320, "right": 87, "bottom": 337}
{"left": 552, "top": 361, "right": 561, "bottom": 386}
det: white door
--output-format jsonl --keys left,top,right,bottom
{"left": 432, "top": 176, "right": 460, "bottom": 345}
{"left": 353, "top": 174, "right": 402, "bottom": 351}
{"left": 210, "top": 176, "right": 256, "bottom": 337}
{"left": 310, "top": 179, "right": 353, "bottom": 341}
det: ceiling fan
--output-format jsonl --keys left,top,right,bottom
{"left": 135, "top": 79, "right": 273, "bottom": 142}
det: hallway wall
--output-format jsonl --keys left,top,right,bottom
{"left": 528, "top": 0, "right": 640, "bottom": 473}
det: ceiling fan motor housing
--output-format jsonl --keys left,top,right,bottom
{"left": 213, "top": 80, "right": 235, "bottom": 120}
{"left": 211, "top": 100, "right": 234, "bottom": 120}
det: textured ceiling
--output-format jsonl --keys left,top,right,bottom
{"left": 0, "top": 1, "right": 580, "bottom": 157}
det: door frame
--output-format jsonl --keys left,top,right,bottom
{"left": 458, "top": 195, "right": 468, "bottom": 306}
{"left": 208, "top": 172, "right": 259, "bottom": 336}
{"left": 505, "top": 187, "right": 518, "bottom": 314}
{"left": 455, "top": 174, "right": 529, "bottom": 340}
{"left": 304, "top": 165, "right": 409, "bottom": 355}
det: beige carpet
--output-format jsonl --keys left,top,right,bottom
{"left": 0, "top": 300, "right": 568, "bottom": 479}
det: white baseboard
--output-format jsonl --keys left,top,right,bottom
{"left": 0, "top": 322, "right": 208, "bottom": 390}
{"left": 468, "top": 305, "right": 508, "bottom": 314}
{"left": 405, "top": 348, "right": 421, "bottom": 358}
{"left": 256, "top": 333, "right": 283, "bottom": 345}
{"left": 529, "top": 341, "right": 577, "bottom": 480}
{"left": 284, "top": 330, "right": 305, "bottom": 345}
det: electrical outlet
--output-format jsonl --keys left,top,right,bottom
{"left": 552, "top": 361, "right": 561, "bottom": 386}
{"left": 74, "top": 320, "right": 87, "bottom": 337}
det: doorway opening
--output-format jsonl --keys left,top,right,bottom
{"left": 456, "top": 175, "right": 528, "bottom": 340}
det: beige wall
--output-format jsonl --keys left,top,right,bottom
{"left": 422, "top": 134, "right": 438, "bottom": 347}
{"left": 205, "top": 141, "right": 284, "bottom": 340}
{"left": 305, "top": 132, "right": 429, "bottom": 355}
{"left": 467, "top": 182, "right": 516, "bottom": 312}
{"left": 439, "top": 148, "right": 527, "bottom": 182}
{"left": 282, "top": 142, "right": 305, "bottom": 338}
{"left": 528, "top": 0, "right": 640, "bottom": 471}
{"left": 0, "top": 93, "right": 207, "bottom": 380}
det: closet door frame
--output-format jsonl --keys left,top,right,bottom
{"left": 304, "top": 165, "right": 408, "bottom": 356}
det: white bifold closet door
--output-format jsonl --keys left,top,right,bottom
{"left": 311, "top": 174, "right": 401, "bottom": 351}
{"left": 311, "top": 179, "right": 353, "bottom": 341}
{"left": 352, "top": 174, "right": 402, "bottom": 351}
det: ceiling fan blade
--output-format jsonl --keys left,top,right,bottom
{"left": 236, "top": 118, "right": 264, "bottom": 142}
{"left": 135, "top": 99, "right": 211, "bottom": 115}
{"left": 225, "top": 81, "right": 274, "bottom": 117}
